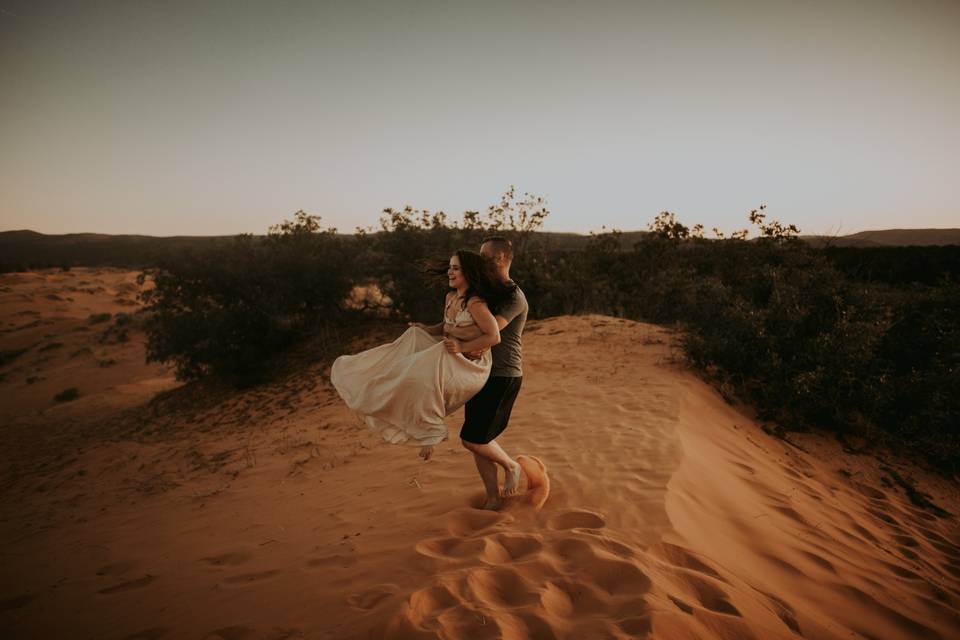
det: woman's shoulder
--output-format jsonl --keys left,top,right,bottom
{"left": 466, "top": 295, "right": 488, "bottom": 307}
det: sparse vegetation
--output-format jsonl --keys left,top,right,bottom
{"left": 0, "top": 347, "right": 30, "bottom": 366}
{"left": 120, "top": 191, "right": 959, "bottom": 471}
{"left": 88, "top": 313, "right": 112, "bottom": 324}
{"left": 54, "top": 387, "right": 79, "bottom": 402}
{"left": 138, "top": 210, "right": 354, "bottom": 386}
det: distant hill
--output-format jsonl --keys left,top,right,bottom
{"left": 1, "top": 227, "right": 957, "bottom": 271}
{"left": 0, "top": 229, "right": 651, "bottom": 270}
{"left": 801, "top": 228, "right": 960, "bottom": 247}
{"left": 0, "top": 230, "right": 237, "bottom": 271}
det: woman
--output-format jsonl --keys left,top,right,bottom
{"left": 331, "top": 250, "right": 516, "bottom": 460}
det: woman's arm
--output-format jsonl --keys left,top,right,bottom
{"left": 410, "top": 292, "right": 453, "bottom": 336}
{"left": 444, "top": 297, "right": 501, "bottom": 354}
{"left": 411, "top": 320, "right": 444, "bottom": 336}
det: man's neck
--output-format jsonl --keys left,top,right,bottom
{"left": 497, "top": 268, "right": 511, "bottom": 283}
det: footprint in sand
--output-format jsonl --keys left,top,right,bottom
{"left": 404, "top": 584, "right": 461, "bottom": 627}
{"left": 122, "top": 628, "right": 170, "bottom": 640}
{"left": 516, "top": 454, "right": 550, "bottom": 510}
{"left": 674, "top": 572, "right": 741, "bottom": 616}
{"left": 223, "top": 570, "right": 280, "bottom": 585}
{"left": 95, "top": 560, "right": 135, "bottom": 576}
{"left": 655, "top": 542, "right": 726, "bottom": 582}
{"left": 347, "top": 584, "right": 398, "bottom": 610}
{"left": 98, "top": 574, "right": 157, "bottom": 594}
{"left": 0, "top": 593, "right": 34, "bottom": 611}
{"left": 445, "top": 508, "right": 513, "bottom": 536}
{"left": 200, "top": 551, "right": 252, "bottom": 567}
{"left": 415, "top": 536, "right": 488, "bottom": 561}
{"left": 201, "top": 625, "right": 255, "bottom": 640}
{"left": 547, "top": 509, "right": 606, "bottom": 530}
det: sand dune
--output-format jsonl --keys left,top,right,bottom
{"left": 1, "top": 272, "right": 958, "bottom": 639}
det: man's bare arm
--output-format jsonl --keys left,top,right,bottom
{"left": 463, "top": 314, "right": 508, "bottom": 357}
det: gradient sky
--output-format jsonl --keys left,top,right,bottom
{"left": 1, "top": 0, "right": 957, "bottom": 236}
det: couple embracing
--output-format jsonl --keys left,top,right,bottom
{"left": 331, "top": 236, "right": 529, "bottom": 511}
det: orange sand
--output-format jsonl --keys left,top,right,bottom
{"left": 1, "top": 269, "right": 958, "bottom": 639}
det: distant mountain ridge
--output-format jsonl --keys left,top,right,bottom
{"left": 801, "top": 228, "right": 960, "bottom": 247}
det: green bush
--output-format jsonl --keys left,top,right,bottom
{"left": 138, "top": 211, "right": 354, "bottom": 386}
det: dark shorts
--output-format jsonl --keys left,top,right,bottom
{"left": 460, "top": 376, "right": 523, "bottom": 445}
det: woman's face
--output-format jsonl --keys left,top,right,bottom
{"left": 447, "top": 255, "right": 467, "bottom": 290}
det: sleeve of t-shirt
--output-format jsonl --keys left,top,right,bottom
{"left": 497, "top": 291, "right": 526, "bottom": 323}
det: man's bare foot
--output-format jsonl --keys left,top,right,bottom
{"left": 481, "top": 495, "right": 502, "bottom": 510}
{"left": 503, "top": 461, "right": 522, "bottom": 496}
{"left": 418, "top": 445, "right": 434, "bottom": 461}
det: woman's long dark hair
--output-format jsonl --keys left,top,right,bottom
{"left": 423, "top": 250, "right": 517, "bottom": 315}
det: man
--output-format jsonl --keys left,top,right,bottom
{"left": 443, "top": 236, "right": 528, "bottom": 510}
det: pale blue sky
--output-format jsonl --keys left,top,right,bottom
{"left": 1, "top": 0, "right": 957, "bottom": 236}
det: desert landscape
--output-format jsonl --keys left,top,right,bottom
{"left": 1, "top": 267, "right": 958, "bottom": 639}
{"left": 5, "top": 1, "right": 959, "bottom": 637}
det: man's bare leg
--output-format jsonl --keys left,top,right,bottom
{"left": 462, "top": 438, "right": 523, "bottom": 496}
{"left": 473, "top": 453, "right": 501, "bottom": 510}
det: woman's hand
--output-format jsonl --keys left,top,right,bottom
{"left": 443, "top": 337, "right": 463, "bottom": 354}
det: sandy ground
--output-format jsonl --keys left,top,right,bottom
{"left": 1, "top": 268, "right": 958, "bottom": 639}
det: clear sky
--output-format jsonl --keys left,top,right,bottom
{"left": 1, "top": 0, "right": 957, "bottom": 236}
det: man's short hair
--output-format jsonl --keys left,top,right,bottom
{"left": 481, "top": 235, "right": 513, "bottom": 262}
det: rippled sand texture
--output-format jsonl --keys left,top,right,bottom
{"left": 1, "top": 288, "right": 958, "bottom": 639}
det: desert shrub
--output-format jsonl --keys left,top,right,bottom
{"left": 823, "top": 245, "right": 960, "bottom": 286}
{"left": 598, "top": 212, "right": 958, "bottom": 472}
{"left": 54, "top": 387, "right": 79, "bottom": 402}
{"left": 872, "top": 282, "right": 960, "bottom": 467}
{"left": 139, "top": 210, "right": 354, "bottom": 386}
{"left": 88, "top": 313, "right": 112, "bottom": 324}
{"left": 0, "top": 347, "right": 30, "bottom": 366}
{"left": 130, "top": 193, "right": 958, "bottom": 469}
{"left": 364, "top": 187, "right": 550, "bottom": 322}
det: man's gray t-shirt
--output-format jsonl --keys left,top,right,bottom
{"left": 491, "top": 285, "right": 527, "bottom": 377}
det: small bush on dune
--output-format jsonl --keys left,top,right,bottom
{"left": 363, "top": 187, "right": 550, "bottom": 322}
{"left": 54, "top": 387, "right": 79, "bottom": 402}
{"left": 139, "top": 210, "right": 353, "bottom": 386}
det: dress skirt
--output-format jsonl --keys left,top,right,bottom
{"left": 331, "top": 327, "right": 492, "bottom": 446}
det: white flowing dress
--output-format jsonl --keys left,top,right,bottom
{"left": 330, "top": 297, "right": 493, "bottom": 446}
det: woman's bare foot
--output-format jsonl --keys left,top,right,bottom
{"left": 418, "top": 445, "right": 434, "bottom": 461}
{"left": 481, "top": 495, "right": 502, "bottom": 510}
{"left": 503, "top": 460, "right": 523, "bottom": 496}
